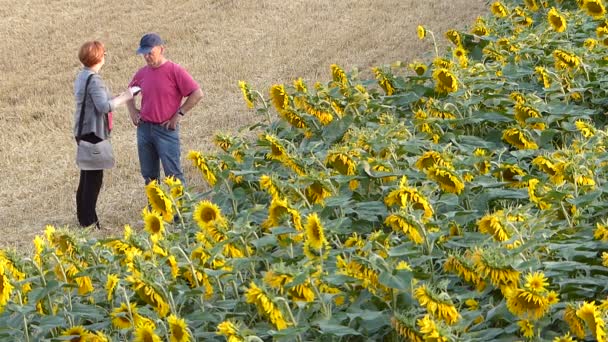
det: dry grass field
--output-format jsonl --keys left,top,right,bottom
{"left": 0, "top": 0, "right": 487, "bottom": 249}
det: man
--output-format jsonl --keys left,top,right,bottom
{"left": 127, "top": 33, "right": 203, "bottom": 185}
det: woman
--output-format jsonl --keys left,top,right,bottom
{"left": 74, "top": 41, "right": 132, "bottom": 229}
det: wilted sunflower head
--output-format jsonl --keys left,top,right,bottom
{"left": 269, "top": 84, "right": 289, "bottom": 114}
{"left": 238, "top": 80, "right": 255, "bottom": 109}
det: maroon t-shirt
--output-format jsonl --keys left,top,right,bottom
{"left": 129, "top": 61, "right": 200, "bottom": 123}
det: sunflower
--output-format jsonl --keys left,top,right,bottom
{"left": 576, "top": 301, "right": 607, "bottom": 341}
{"left": 417, "top": 25, "right": 426, "bottom": 39}
{"left": 44, "top": 225, "right": 76, "bottom": 258}
{"left": 444, "top": 255, "right": 486, "bottom": 291}
{"left": 494, "top": 163, "right": 526, "bottom": 187}
{"left": 385, "top": 213, "right": 424, "bottom": 244}
{"left": 145, "top": 180, "right": 174, "bottom": 222}
{"left": 336, "top": 256, "right": 384, "bottom": 295}
{"left": 414, "top": 284, "right": 460, "bottom": 324}
{"left": 595, "top": 223, "right": 608, "bottom": 241}
{"left": 326, "top": 151, "right": 356, "bottom": 175}
{"left": 524, "top": 272, "right": 549, "bottom": 293}
{"left": 384, "top": 177, "right": 434, "bottom": 219}
{"left": 528, "top": 179, "right": 551, "bottom": 210}
{"left": 289, "top": 281, "right": 316, "bottom": 302}
{"left": 279, "top": 109, "right": 307, "bottom": 129}
{"left": 262, "top": 197, "right": 290, "bottom": 229}
{"left": 193, "top": 200, "right": 226, "bottom": 229}
{"left": 391, "top": 315, "right": 424, "bottom": 342}
{"left": 262, "top": 134, "right": 288, "bottom": 162}
{"left": 293, "top": 77, "right": 307, "bottom": 93}
{"left": 432, "top": 68, "right": 458, "bottom": 93}
{"left": 238, "top": 80, "right": 255, "bottom": 109}
{"left": 417, "top": 315, "right": 449, "bottom": 341}
{"left": 532, "top": 156, "right": 564, "bottom": 184}
{"left": 167, "top": 314, "right": 191, "bottom": 342}
{"left": 259, "top": 174, "right": 280, "bottom": 199}
{"left": 583, "top": 0, "right": 606, "bottom": 19}
{"left": 518, "top": 319, "right": 535, "bottom": 338}
{"left": 305, "top": 181, "right": 332, "bottom": 205}
{"left": 408, "top": 62, "right": 428, "bottom": 76}
{"left": 0, "top": 264, "right": 14, "bottom": 309}
{"left": 303, "top": 101, "right": 334, "bottom": 125}
{"left": 372, "top": 67, "right": 395, "bottom": 95}
{"left": 575, "top": 119, "right": 595, "bottom": 138}
{"left": 269, "top": 84, "right": 289, "bottom": 114}
{"left": 426, "top": 166, "right": 465, "bottom": 194}
{"left": 305, "top": 213, "right": 328, "bottom": 250}
{"left": 61, "top": 326, "right": 92, "bottom": 342}
{"left": 510, "top": 92, "right": 526, "bottom": 104}
{"left": 534, "top": 67, "right": 551, "bottom": 89}
{"left": 514, "top": 104, "right": 545, "bottom": 130}
{"left": 445, "top": 29, "right": 461, "bottom": 46}
{"left": 88, "top": 331, "right": 110, "bottom": 342}
{"left": 433, "top": 57, "right": 454, "bottom": 70}
{"left": 217, "top": 320, "right": 244, "bottom": 341}
{"left": 331, "top": 64, "right": 348, "bottom": 86}
{"left": 245, "top": 282, "right": 289, "bottom": 330}
{"left": 415, "top": 151, "right": 451, "bottom": 171}
{"left": 129, "top": 276, "right": 170, "bottom": 317}
{"left": 105, "top": 274, "right": 119, "bottom": 301}
{"left": 502, "top": 127, "right": 538, "bottom": 150}
{"left": 553, "top": 332, "right": 576, "bottom": 342}
{"left": 477, "top": 211, "right": 510, "bottom": 242}
{"left": 65, "top": 263, "right": 94, "bottom": 295}
{"left": 506, "top": 287, "right": 552, "bottom": 320}
{"left": 187, "top": 150, "right": 218, "bottom": 187}
{"left": 584, "top": 38, "right": 598, "bottom": 50}
{"left": 564, "top": 304, "right": 586, "bottom": 339}
{"left": 523, "top": 0, "right": 540, "bottom": 11}
{"left": 547, "top": 7, "right": 567, "bottom": 32}
{"left": 472, "top": 18, "right": 489, "bottom": 36}
{"left": 164, "top": 175, "right": 184, "bottom": 201}
{"left": 491, "top": 2, "right": 509, "bottom": 17}
{"left": 472, "top": 249, "right": 519, "bottom": 290}
{"left": 553, "top": 49, "right": 580, "bottom": 70}
{"left": 111, "top": 302, "right": 139, "bottom": 329}
{"left": 142, "top": 208, "right": 165, "bottom": 239}
{"left": 453, "top": 46, "right": 468, "bottom": 66}
{"left": 134, "top": 324, "right": 162, "bottom": 342}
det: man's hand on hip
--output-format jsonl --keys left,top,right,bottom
{"left": 161, "top": 113, "right": 181, "bottom": 130}
{"left": 129, "top": 110, "right": 141, "bottom": 126}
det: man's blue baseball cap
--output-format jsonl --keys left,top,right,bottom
{"left": 136, "top": 33, "right": 164, "bottom": 54}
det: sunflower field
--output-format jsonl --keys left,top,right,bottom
{"left": 3, "top": 0, "right": 608, "bottom": 341}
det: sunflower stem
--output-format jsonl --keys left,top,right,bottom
{"left": 15, "top": 291, "right": 30, "bottom": 342}
{"left": 50, "top": 253, "right": 74, "bottom": 316}
{"left": 120, "top": 286, "right": 137, "bottom": 328}
{"left": 222, "top": 178, "right": 239, "bottom": 216}
{"left": 428, "top": 30, "right": 439, "bottom": 58}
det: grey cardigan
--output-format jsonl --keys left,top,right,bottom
{"left": 73, "top": 68, "right": 115, "bottom": 139}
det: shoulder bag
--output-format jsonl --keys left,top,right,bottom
{"left": 75, "top": 73, "right": 115, "bottom": 170}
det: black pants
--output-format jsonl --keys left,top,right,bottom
{"left": 76, "top": 169, "right": 103, "bottom": 227}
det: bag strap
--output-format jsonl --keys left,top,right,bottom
{"left": 76, "top": 73, "right": 95, "bottom": 139}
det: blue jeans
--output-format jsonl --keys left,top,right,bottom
{"left": 137, "top": 122, "right": 185, "bottom": 185}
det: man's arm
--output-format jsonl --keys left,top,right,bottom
{"left": 126, "top": 98, "right": 140, "bottom": 126}
{"left": 179, "top": 88, "right": 204, "bottom": 114}
{"left": 162, "top": 88, "right": 204, "bottom": 130}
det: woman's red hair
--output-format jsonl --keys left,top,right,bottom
{"left": 78, "top": 41, "right": 105, "bottom": 68}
